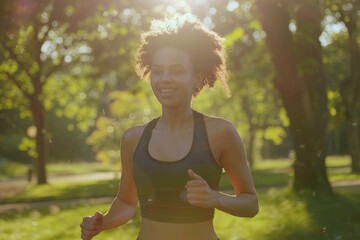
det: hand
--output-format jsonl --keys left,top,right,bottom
{"left": 80, "top": 212, "right": 103, "bottom": 240}
{"left": 185, "top": 169, "right": 219, "bottom": 208}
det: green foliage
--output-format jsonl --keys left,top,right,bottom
{"left": 264, "top": 126, "right": 287, "bottom": 145}
{"left": 87, "top": 81, "right": 161, "bottom": 163}
{"left": 0, "top": 1, "right": 110, "bottom": 166}
{"left": 18, "top": 137, "right": 37, "bottom": 158}
{"left": 219, "top": 6, "right": 286, "bottom": 152}
{"left": 323, "top": 30, "right": 349, "bottom": 125}
{"left": 224, "top": 27, "right": 245, "bottom": 48}
{"left": 0, "top": 0, "right": 156, "bottom": 170}
{"left": 0, "top": 0, "right": 358, "bottom": 182}
{"left": 44, "top": 73, "right": 101, "bottom": 133}
{"left": 192, "top": 83, "right": 233, "bottom": 119}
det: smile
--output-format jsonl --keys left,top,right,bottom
{"left": 160, "top": 88, "right": 175, "bottom": 93}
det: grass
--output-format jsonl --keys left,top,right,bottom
{"left": 0, "top": 202, "right": 141, "bottom": 240}
{"left": 0, "top": 161, "right": 118, "bottom": 180}
{"left": 1, "top": 189, "right": 360, "bottom": 240}
{"left": 0, "top": 161, "right": 28, "bottom": 180}
{"left": 1, "top": 155, "right": 360, "bottom": 239}
{"left": 46, "top": 161, "right": 120, "bottom": 175}
{"left": 0, "top": 179, "right": 119, "bottom": 204}
{"left": 1, "top": 155, "right": 358, "bottom": 204}
{"left": 215, "top": 188, "right": 360, "bottom": 240}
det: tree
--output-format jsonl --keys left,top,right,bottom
{"left": 324, "top": 0, "right": 360, "bottom": 172}
{"left": 323, "top": 31, "right": 350, "bottom": 155}
{"left": 0, "top": 0, "right": 128, "bottom": 184}
{"left": 255, "top": 0, "right": 332, "bottom": 193}
{"left": 194, "top": 0, "right": 287, "bottom": 167}
{"left": 87, "top": 81, "right": 162, "bottom": 164}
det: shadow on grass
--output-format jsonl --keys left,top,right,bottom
{"left": 256, "top": 188, "right": 360, "bottom": 240}
{"left": 252, "top": 169, "right": 291, "bottom": 189}
{"left": 303, "top": 189, "right": 360, "bottom": 240}
{"left": 1, "top": 179, "right": 119, "bottom": 204}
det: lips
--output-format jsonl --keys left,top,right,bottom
{"left": 160, "top": 88, "right": 175, "bottom": 93}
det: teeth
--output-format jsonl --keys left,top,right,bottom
{"left": 160, "top": 88, "right": 175, "bottom": 93}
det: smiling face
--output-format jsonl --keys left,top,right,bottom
{"left": 150, "top": 47, "right": 200, "bottom": 108}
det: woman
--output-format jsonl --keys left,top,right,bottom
{"left": 80, "top": 14, "right": 258, "bottom": 240}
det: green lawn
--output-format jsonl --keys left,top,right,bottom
{"left": 1, "top": 155, "right": 360, "bottom": 239}
{"left": 1, "top": 179, "right": 119, "bottom": 204}
{"left": 1, "top": 155, "right": 359, "bottom": 204}
{"left": 0, "top": 161, "right": 118, "bottom": 180}
{"left": 1, "top": 189, "right": 360, "bottom": 240}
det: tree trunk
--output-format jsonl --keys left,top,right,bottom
{"left": 346, "top": 110, "right": 360, "bottom": 172}
{"left": 256, "top": 0, "right": 332, "bottom": 194}
{"left": 341, "top": 2, "right": 360, "bottom": 172}
{"left": 242, "top": 96, "right": 256, "bottom": 168}
{"left": 29, "top": 94, "right": 48, "bottom": 184}
{"left": 246, "top": 126, "right": 256, "bottom": 168}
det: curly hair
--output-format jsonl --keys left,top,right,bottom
{"left": 135, "top": 14, "right": 229, "bottom": 96}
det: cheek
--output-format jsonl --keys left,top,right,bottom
{"left": 150, "top": 76, "right": 159, "bottom": 87}
{"left": 149, "top": 78, "right": 157, "bottom": 95}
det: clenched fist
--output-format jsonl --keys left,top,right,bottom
{"left": 185, "top": 169, "right": 219, "bottom": 208}
{"left": 80, "top": 212, "right": 103, "bottom": 240}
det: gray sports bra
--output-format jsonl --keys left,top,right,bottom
{"left": 133, "top": 111, "right": 222, "bottom": 223}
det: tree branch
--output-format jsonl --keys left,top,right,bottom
{"left": 38, "top": 1, "right": 56, "bottom": 43}
{"left": 339, "top": 4, "right": 360, "bottom": 107}
{"left": 1, "top": 42, "right": 34, "bottom": 81}
{"left": 44, "top": 57, "right": 65, "bottom": 78}
{"left": 6, "top": 72, "right": 32, "bottom": 100}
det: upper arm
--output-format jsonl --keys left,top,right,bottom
{"left": 216, "top": 120, "right": 257, "bottom": 196}
{"left": 116, "top": 126, "right": 143, "bottom": 206}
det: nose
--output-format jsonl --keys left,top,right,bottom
{"left": 159, "top": 70, "right": 172, "bottom": 82}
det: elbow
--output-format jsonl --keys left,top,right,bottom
{"left": 239, "top": 194, "right": 259, "bottom": 218}
{"left": 247, "top": 195, "right": 259, "bottom": 218}
{"left": 247, "top": 203, "right": 259, "bottom": 218}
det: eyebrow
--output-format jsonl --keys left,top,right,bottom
{"left": 151, "top": 64, "right": 185, "bottom": 68}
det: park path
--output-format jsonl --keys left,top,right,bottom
{"left": 1, "top": 172, "right": 360, "bottom": 214}
{"left": 0, "top": 172, "right": 119, "bottom": 214}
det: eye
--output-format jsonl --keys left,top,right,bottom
{"left": 170, "top": 67, "right": 185, "bottom": 75}
{"left": 151, "top": 67, "right": 163, "bottom": 76}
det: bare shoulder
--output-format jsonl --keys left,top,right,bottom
{"left": 202, "top": 113, "right": 243, "bottom": 164}
{"left": 122, "top": 124, "right": 146, "bottom": 142}
{"left": 202, "top": 114, "right": 238, "bottom": 138}
{"left": 121, "top": 124, "right": 146, "bottom": 149}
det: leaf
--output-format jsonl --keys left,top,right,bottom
{"left": 225, "top": 27, "right": 245, "bottom": 47}
{"left": 264, "top": 126, "right": 287, "bottom": 145}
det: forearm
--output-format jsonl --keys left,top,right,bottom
{"left": 101, "top": 197, "right": 137, "bottom": 231}
{"left": 215, "top": 191, "right": 259, "bottom": 218}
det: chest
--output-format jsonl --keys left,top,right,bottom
{"left": 133, "top": 118, "right": 223, "bottom": 201}
{"left": 148, "top": 129, "right": 193, "bottom": 162}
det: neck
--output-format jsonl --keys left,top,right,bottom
{"left": 158, "top": 106, "right": 194, "bottom": 131}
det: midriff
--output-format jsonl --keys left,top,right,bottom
{"left": 137, "top": 217, "right": 218, "bottom": 240}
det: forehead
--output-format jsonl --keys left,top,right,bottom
{"left": 152, "top": 47, "right": 192, "bottom": 68}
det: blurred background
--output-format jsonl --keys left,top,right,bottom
{"left": 0, "top": 0, "right": 359, "bottom": 239}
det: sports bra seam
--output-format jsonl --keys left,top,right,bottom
{"left": 144, "top": 110, "right": 200, "bottom": 164}
{"left": 133, "top": 111, "right": 222, "bottom": 170}
{"left": 195, "top": 112, "right": 222, "bottom": 169}
{"left": 146, "top": 117, "right": 196, "bottom": 164}
{"left": 132, "top": 118, "right": 159, "bottom": 161}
